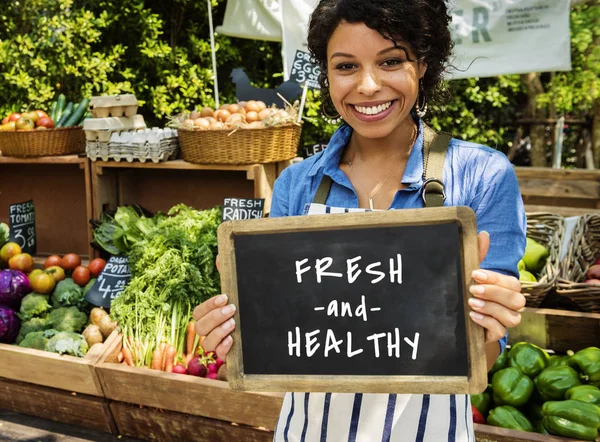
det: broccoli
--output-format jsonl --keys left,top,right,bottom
{"left": 18, "top": 331, "right": 49, "bottom": 350}
{"left": 0, "top": 223, "right": 9, "bottom": 246}
{"left": 45, "top": 331, "right": 89, "bottom": 357}
{"left": 18, "top": 293, "right": 52, "bottom": 321}
{"left": 49, "top": 306, "right": 88, "bottom": 333}
{"left": 15, "top": 316, "right": 52, "bottom": 344}
{"left": 51, "top": 278, "right": 87, "bottom": 310}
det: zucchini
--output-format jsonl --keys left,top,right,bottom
{"left": 64, "top": 98, "right": 89, "bottom": 127}
{"left": 55, "top": 94, "right": 66, "bottom": 122}
{"left": 49, "top": 101, "right": 58, "bottom": 122}
{"left": 56, "top": 102, "right": 74, "bottom": 127}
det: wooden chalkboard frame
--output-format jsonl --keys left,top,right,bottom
{"left": 217, "top": 206, "right": 487, "bottom": 394}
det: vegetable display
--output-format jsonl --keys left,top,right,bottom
{"left": 0, "top": 95, "right": 89, "bottom": 132}
{"left": 0, "top": 269, "right": 32, "bottom": 309}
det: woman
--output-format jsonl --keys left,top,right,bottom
{"left": 194, "top": 0, "right": 527, "bottom": 440}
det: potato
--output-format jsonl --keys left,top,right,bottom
{"left": 89, "top": 307, "right": 108, "bottom": 327}
{"left": 98, "top": 314, "right": 118, "bottom": 339}
{"left": 82, "top": 324, "right": 104, "bottom": 347}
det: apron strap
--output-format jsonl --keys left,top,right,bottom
{"left": 311, "top": 124, "right": 452, "bottom": 207}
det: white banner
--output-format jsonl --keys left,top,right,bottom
{"left": 216, "top": 0, "right": 572, "bottom": 79}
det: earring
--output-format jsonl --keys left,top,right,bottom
{"left": 322, "top": 104, "right": 343, "bottom": 125}
{"left": 415, "top": 81, "right": 427, "bottom": 118}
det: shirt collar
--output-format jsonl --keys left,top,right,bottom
{"left": 307, "top": 118, "right": 425, "bottom": 187}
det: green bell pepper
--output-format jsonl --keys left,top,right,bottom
{"left": 521, "top": 399, "right": 544, "bottom": 422}
{"left": 565, "top": 385, "right": 600, "bottom": 406}
{"left": 569, "top": 347, "right": 600, "bottom": 387}
{"left": 487, "top": 405, "right": 534, "bottom": 432}
{"left": 508, "top": 342, "right": 549, "bottom": 378}
{"left": 542, "top": 400, "right": 600, "bottom": 441}
{"left": 533, "top": 419, "right": 550, "bottom": 435}
{"left": 492, "top": 367, "right": 534, "bottom": 407}
{"left": 548, "top": 350, "right": 574, "bottom": 368}
{"left": 471, "top": 388, "right": 492, "bottom": 416}
{"left": 534, "top": 365, "right": 582, "bottom": 401}
{"left": 489, "top": 349, "right": 509, "bottom": 376}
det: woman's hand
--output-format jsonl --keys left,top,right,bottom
{"left": 469, "top": 231, "right": 526, "bottom": 344}
{"left": 192, "top": 294, "right": 236, "bottom": 360}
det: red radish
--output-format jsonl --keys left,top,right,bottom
{"left": 188, "top": 357, "right": 208, "bottom": 377}
{"left": 585, "top": 279, "right": 600, "bottom": 285}
{"left": 216, "top": 358, "right": 225, "bottom": 368}
{"left": 206, "top": 350, "right": 216, "bottom": 359}
{"left": 587, "top": 264, "right": 600, "bottom": 280}
{"left": 594, "top": 256, "right": 600, "bottom": 266}
{"left": 471, "top": 405, "right": 485, "bottom": 424}
{"left": 206, "top": 372, "right": 218, "bottom": 380}
{"left": 172, "top": 364, "right": 188, "bottom": 375}
{"left": 207, "top": 362, "right": 218, "bottom": 374}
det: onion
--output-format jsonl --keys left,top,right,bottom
{"left": 245, "top": 101, "right": 260, "bottom": 113}
{"left": 209, "top": 122, "right": 224, "bottom": 130}
{"left": 193, "top": 118, "right": 210, "bottom": 130}
{"left": 256, "top": 101, "right": 267, "bottom": 111}
{"left": 227, "top": 104, "right": 245, "bottom": 115}
{"left": 214, "top": 109, "right": 231, "bottom": 122}
{"left": 190, "top": 110, "right": 201, "bottom": 120}
{"left": 226, "top": 113, "right": 244, "bottom": 124}
{"left": 246, "top": 111, "right": 259, "bottom": 123}
{"left": 218, "top": 104, "right": 230, "bottom": 110}
{"left": 258, "top": 109, "right": 274, "bottom": 120}
{"left": 204, "top": 116, "right": 217, "bottom": 124}
{"left": 200, "top": 107, "right": 214, "bottom": 117}
{"left": 183, "top": 119, "right": 195, "bottom": 128}
{"left": 248, "top": 121, "right": 265, "bottom": 129}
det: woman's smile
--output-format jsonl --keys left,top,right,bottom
{"left": 349, "top": 99, "right": 399, "bottom": 121}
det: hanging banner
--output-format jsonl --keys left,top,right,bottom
{"left": 217, "top": 0, "right": 571, "bottom": 79}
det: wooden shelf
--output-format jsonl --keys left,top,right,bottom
{"left": 94, "top": 159, "right": 259, "bottom": 175}
{"left": 0, "top": 155, "right": 86, "bottom": 166}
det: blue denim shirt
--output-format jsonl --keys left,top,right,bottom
{"left": 270, "top": 119, "right": 527, "bottom": 353}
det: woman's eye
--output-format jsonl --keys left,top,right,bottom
{"left": 382, "top": 59, "right": 403, "bottom": 67}
{"left": 335, "top": 63, "right": 356, "bottom": 70}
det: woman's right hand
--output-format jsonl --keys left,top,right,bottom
{"left": 192, "top": 294, "right": 236, "bottom": 360}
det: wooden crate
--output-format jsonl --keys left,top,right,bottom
{"left": 91, "top": 160, "right": 293, "bottom": 222}
{"left": 95, "top": 334, "right": 284, "bottom": 430}
{"left": 0, "top": 378, "right": 116, "bottom": 434}
{"left": 474, "top": 423, "right": 583, "bottom": 442}
{"left": 0, "top": 155, "right": 94, "bottom": 258}
{"left": 0, "top": 330, "right": 118, "bottom": 396}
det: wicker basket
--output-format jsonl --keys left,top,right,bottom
{"left": 178, "top": 123, "right": 302, "bottom": 165}
{"left": 0, "top": 127, "right": 86, "bottom": 157}
{"left": 556, "top": 213, "right": 600, "bottom": 312}
{"left": 521, "top": 212, "right": 566, "bottom": 307}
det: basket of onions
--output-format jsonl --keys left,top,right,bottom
{"left": 169, "top": 100, "right": 302, "bottom": 165}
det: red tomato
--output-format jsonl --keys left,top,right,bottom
{"left": 44, "top": 254, "right": 63, "bottom": 269}
{"left": 8, "top": 113, "right": 21, "bottom": 122}
{"left": 30, "top": 272, "right": 56, "bottom": 294}
{"left": 36, "top": 117, "right": 55, "bottom": 129}
{"left": 471, "top": 405, "right": 486, "bottom": 425}
{"left": 88, "top": 258, "right": 106, "bottom": 278}
{"left": 61, "top": 253, "right": 81, "bottom": 271}
{"left": 72, "top": 266, "right": 91, "bottom": 287}
{"left": 1, "top": 117, "right": 8, "bottom": 125}
{"left": 35, "top": 110, "right": 49, "bottom": 119}
{"left": 8, "top": 253, "right": 34, "bottom": 274}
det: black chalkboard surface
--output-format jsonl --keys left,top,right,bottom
{"left": 85, "top": 255, "right": 131, "bottom": 309}
{"left": 222, "top": 198, "right": 264, "bottom": 222}
{"left": 218, "top": 207, "right": 487, "bottom": 394}
{"left": 290, "top": 50, "right": 321, "bottom": 90}
{"left": 9, "top": 200, "right": 36, "bottom": 255}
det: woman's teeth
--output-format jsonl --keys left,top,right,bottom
{"left": 354, "top": 101, "right": 393, "bottom": 115}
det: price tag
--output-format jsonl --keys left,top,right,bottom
{"left": 9, "top": 200, "right": 36, "bottom": 255}
{"left": 290, "top": 50, "right": 321, "bottom": 90}
{"left": 222, "top": 198, "right": 265, "bottom": 222}
{"left": 85, "top": 256, "right": 131, "bottom": 308}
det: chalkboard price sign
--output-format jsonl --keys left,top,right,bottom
{"left": 222, "top": 198, "right": 265, "bottom": 222}
{"left": 304, "top": 142, "right": 327, "bottom": 158}
{"left": 290, "top": 50, "right": 321, "bottom": 90}
{"left": 9, "top": 200, "right": 36, "bottom": 255}
{"left": 85, "top": 256, "right": 131, "bottom": 309}
{"left": 218, "top": 207, "right": 487, "bottom": 394}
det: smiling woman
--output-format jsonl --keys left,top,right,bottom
{"left": 192, "top": 1, "right": 527, "bottom": 441}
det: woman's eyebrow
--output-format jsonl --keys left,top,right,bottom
{"left": 330, "top": 52, "right": 355, "bottom": 60}
{"left": 330, "top": 45, "right": 410, "bottom": 61}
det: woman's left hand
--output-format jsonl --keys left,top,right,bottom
{"left": 468, "top": 231, "right": 526, "bottom": 344}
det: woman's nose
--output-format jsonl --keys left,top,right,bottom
{"left": 357, "top": 71, "right": 381, "bottom": 95}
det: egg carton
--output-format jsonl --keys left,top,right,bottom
{"left": 84, "top": 115, "right": 147, "bottom": 141}
{"left": 86, "top": 128, "right": 180, "bottom": 163}
{"left": 89, "top": 94, "right": 139, "bottom": 118}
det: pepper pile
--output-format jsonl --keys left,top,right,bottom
{"left": 471, "top": 342, "right": 600, "bottom": 440}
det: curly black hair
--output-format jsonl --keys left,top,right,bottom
{"left": 307, "top": 0, "right": 453, "bottom": 109}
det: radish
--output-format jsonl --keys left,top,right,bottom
{"left": 206, "top": 372, "right": 218, "bottom": 380}
{"left": 187, "top": 357, "right": 208, "bottom": 377}
{"left": 216, "top": 358, "right": 225, "bottom": 368}
{"left": 172, "top": 364, "right": 188, "bottom": 375}
{"left": 207, "top": 362, "right": 218, "bottom": 374}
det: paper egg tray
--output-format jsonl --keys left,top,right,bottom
{"left": 86, "top": 138, "right": 180, "bottom": 163}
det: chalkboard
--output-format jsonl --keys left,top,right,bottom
{"left": 290, "top": 50, "right": 321, "bottom": 90}
{"left": 304, "top": 142, "right": 327, "bottom": 158}
{"left": 9, "top": 200, "right": 36, "bottom": 255}
{"left": 217, "top": 207, "right": 487, "bottom": 394}
{"left": 222, "top": 198, "right": 265, "bottom": 222}
{"left": 85, "top": 255, "right": 131, "bottom": 309}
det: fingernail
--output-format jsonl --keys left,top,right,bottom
{"left": 222, "top": 318, "right": 235, "bottom": 330}
{"left": 222, "top": 304, "right": 236, "bottom": 315}
{"left": 480, "top": 230, "right": 490, "bottom": 237}
{"left": 215, "top": 294, "right": 228, "bottom": 306}
{"left": 469, "top": 298, "right": 485, "bottom": 308}
{"left": 469, "top": 285, "right": 485, "bottom": 295}
{"left": 224, "top": 335, "right": 233, "bottom": 346}
{"left": 472, "top": 270, "right": 488, "bottom": 281}
{"left": 470, "top": 311, "right": 484, "bottom": 321}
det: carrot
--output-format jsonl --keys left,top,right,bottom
{"left": 160, "top": 342, "right": 168, "bottom": 371}
{"left": 151, "top": 347, "right": 164, "bottom": 370}
{"left": 117, "top": 350, "right": 124, "bottom": 363}
{"left": 184, "top": 352, "right": 194, "bottom": 366}
{"left": 186, "top": 321, "right": 196, "bottom": 356}
{"left": 164, "top": 345, "right": 177, "bottom": 373}
{"left": 122, "top": 345, "right": 135, "bottom": 367}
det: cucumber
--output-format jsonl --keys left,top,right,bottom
{"left": 78, "top": 111, "right": 92, "bottom": 126}
{"left": 64, "top": 98, "right": 89, "bottom": 127}
{"left": 56, "top": 102, "right": 74, "bottom": 127}
{"left": 55, "top": 94, "right": 66, "bottom": 122}
{"left": 49, "top": 101, "right": 58, "bottom": 122}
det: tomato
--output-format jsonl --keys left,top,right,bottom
{"left": 8, "top": 253, "right": 34, "bottom": 274}
{"left": 88, "top": 258, "right": 106, "bottom": 278}
{"left": 22, "top": 111, "right": 39, "bottom": 123}
{"left": 44, "top": 254, "right": 63, "bottom": 269}
{"left": 30, "top": 272, "right": 56, "bottom": 294}
{"left": 36, "top": 117, "right": 55, "bottom": 129}
{"left": 46, "top": 265, "right": 66, "bottom": 283}
{"left": 28, "top": 269, "right": 44, "bottom": 281}
{"left": 0, "top": 242, "right": 22, "bottom": 265}
{"left": 72, "top": 266, "right": 91, "bottom": 287}
{"left": 61, "top": 253, "right": 81, "bottom": 271}
{"left": 35, "top": 110, "right": 49, "bottom": 119}
{"left": 8, "top": 113, "right": 21, "bottom": 122}
{"left": 15, "top": 117, "right": 34, "bottom": 131}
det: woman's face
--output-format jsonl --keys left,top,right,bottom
{"left": 326, "top": 22, "right": 426, "bottom": 139}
